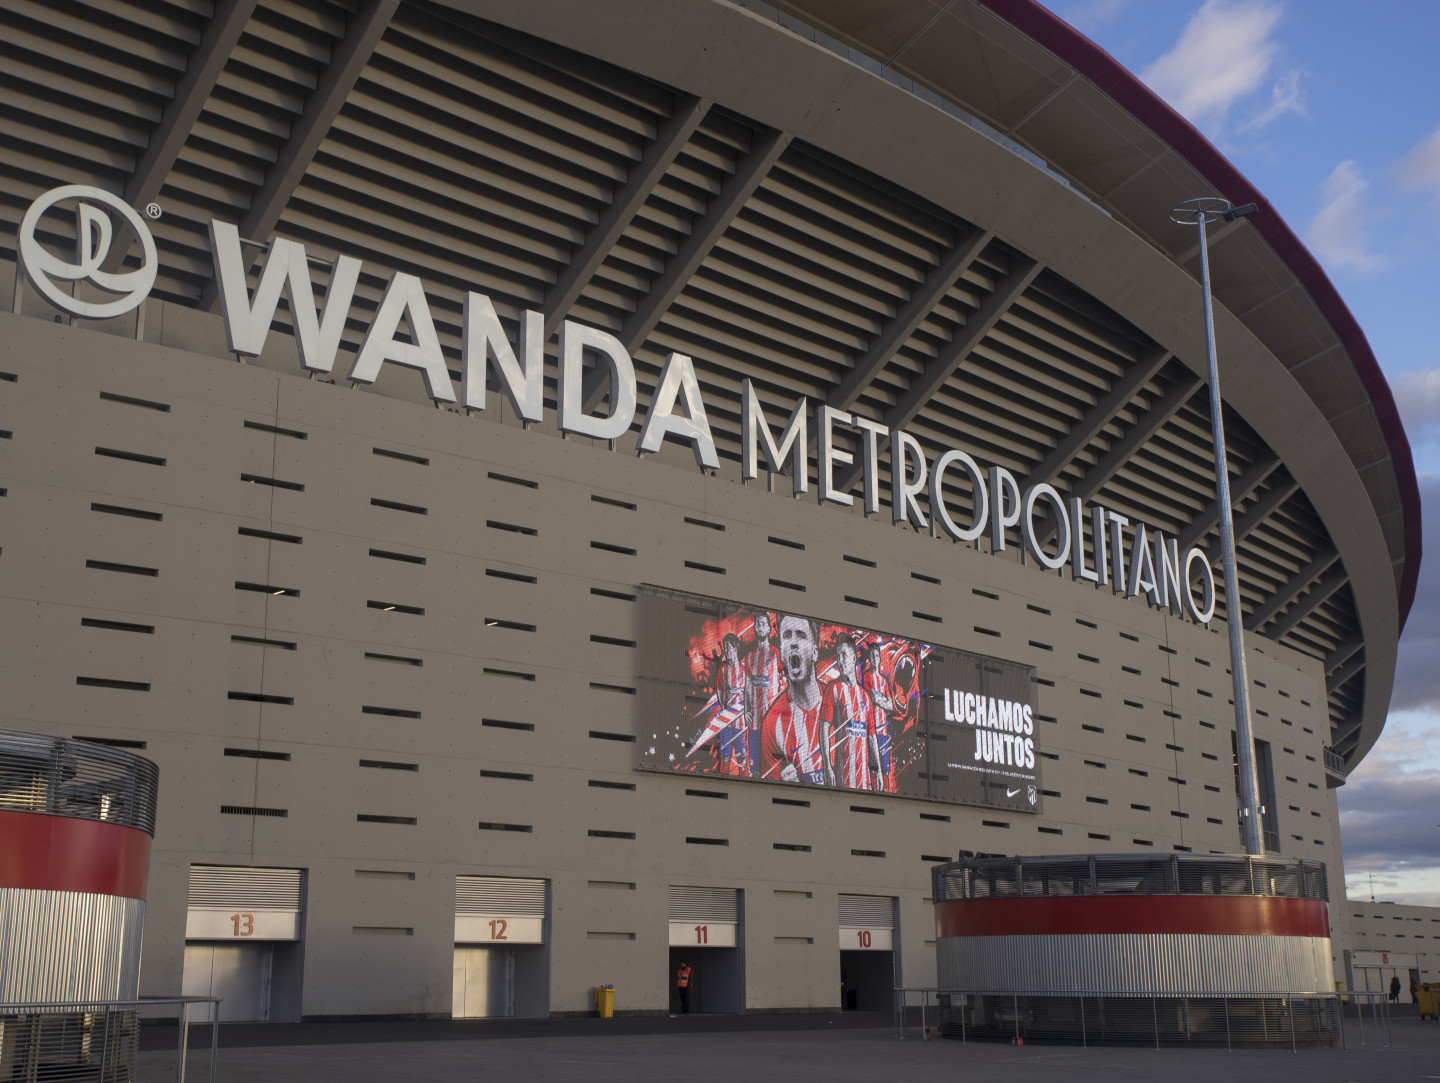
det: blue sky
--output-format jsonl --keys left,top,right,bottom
{"left": 1045, "top": 0, "right": 1440, "bottom": 905}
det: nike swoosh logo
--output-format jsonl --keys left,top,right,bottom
{"left": 1006, "top": 787, "right": 1021, "bottom": 797}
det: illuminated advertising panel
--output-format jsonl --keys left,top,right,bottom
{"left": 637, "top": 587, "right": 1041, "bottom": 813}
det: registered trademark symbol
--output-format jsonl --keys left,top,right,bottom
{"left": 145, "top": 203, "right": 162, "bottom": 220}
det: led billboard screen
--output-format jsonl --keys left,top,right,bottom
{"left": 637, "top": 587, "right": 1042, "bottom": 813}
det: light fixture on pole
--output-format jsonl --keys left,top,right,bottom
{"left": 1170, "top": 196, "right": 1263, "bottom": 857}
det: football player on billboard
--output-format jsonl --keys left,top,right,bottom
{"left": 686, "top": 634, "right": 748, "bottom": 775}
{"left": 863, "top": 643, "right": 896, "bottom": 792}
{"left": 760, "top": 615, "right": 831, "bottom": 785}
{"left": 822, "top": 637, "right": 881, "bottom": 791}
{"left": 744, "top": 610, "right": 784, "bottom": 777}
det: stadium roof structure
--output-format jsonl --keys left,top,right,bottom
{"left": 0, "top": 0, "right": 1417, "bottom": 771}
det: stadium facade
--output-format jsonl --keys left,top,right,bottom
{"left": 0, "top": 0, "right": 1429, "bottom": 1019}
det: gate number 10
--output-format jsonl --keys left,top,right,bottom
{"left": 855, "top": 929, "right": 872, "bottom": 948}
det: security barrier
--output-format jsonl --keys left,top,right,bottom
{"left": 893, "top": 988, "right": 1393, "bottom": 1049}
{"left": 0, "top": 997, "right": 220, "bottom": 1082}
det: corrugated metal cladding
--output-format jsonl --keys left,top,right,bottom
{"left": 668, "top": 887, "right": 740, "bottom": 923}
{"left": 838, "top": 895, "right": 895, "bottom": 928}
{"left": 187, "top": 865, "right": 306, "bottom": 911}
{"left": 455, "top": 876, "right": 547, "bottom": 917}
{"left": 0, "top": 888, "right": 144, "bottom": 1002}
{"left": 936, "top": 933, "right": 1335, "bottom": 994}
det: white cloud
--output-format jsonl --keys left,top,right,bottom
{"left": 1140, "top": 0, "right": 1300, "bottom": 136}
{"left": 1395, "top": 122, "right": 1440, "bottom": 199}
{"left": 1339, "top": 707, "right": 1440, "bottom": 906}
{"left": 1303, "top": 160, "right": 1386, "bottom": 275}
{"left": 1057, "top": 0, "right": 1135, "bottom": 34}
{"left": 1390, "top": 368, "right": 1440, "bottom": 440}
{"left": 1390, "top": 474, "right": 1440, "bottom": 713}
{"left": 1240, "top": 67, "right": 1304, "bottom": 132}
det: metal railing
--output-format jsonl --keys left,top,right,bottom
{"left": 0, "top": 997, "right": 219, "bottom": 1082}
{"left": 933, "top": 852, "right": 1329, "bottom": 902}
{"left": 1323, "top": 746, "right": 1345, "bottom": 774}
{"left": 893, "top": 988, "right": 1392, "bottom": 1051}
{"left": 0, "top": 730, "right": 160, "bottom": 834}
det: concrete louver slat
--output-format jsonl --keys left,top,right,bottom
{"left": 1244, "top": 550, "right": 1341, "bottom": 632}
{"left": 1325, "top": 636, "right": 1365, "bottom": 676}
{"left": 1264, "top": 565, "right": 1350, "bottom": 642}
{"left": 0, "top": 18, "right": 183, "bottom": 99}
{"left": 1176, "top": 453, "right": 1281, "bottom": 552}
{"left": 742, "top": 177, "right": 945, "bottom": 276}
{"left": 1326, "top": 652, "right": 1366, "bottom": 696}
{"left": 1058, "top": 369, "right": 1204, "bottom": 508}
{"left": 199, "top": 0, "right": 401, "bottom": 311}
{"left": 543, "top": 96, "right": 712, "bottom": 339}
{"left": 4, "top": 0, "right": 196, "bottom": 73}
{"left": 828, "top": 228, "right": 994, "bottom": 412}
{"left": 831, "top": 258, "right": 1044, "bottom": 494}
{"left": 1206, "top": 476, "right": 1300, "bottom": 564}
{"left": 358, "top": 47, "right": 638, "bottom": 175}
{"left": 1021, "top": 346, "right": 1171, "bottom": 491}
{"left": 399, "top": 7, "right": 674, "bottom": 133}
{"left": 607, "top": 126, "right": 792, "bottom": 366}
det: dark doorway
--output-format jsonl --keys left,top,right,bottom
{"left": 839, "top": 950, "right": 894, "bottom": 1012}
{"left": 668, "top": 946, "right": 741, "bottom": 1014}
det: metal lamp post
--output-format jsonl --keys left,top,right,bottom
{"left": 1170, "top": 196, "right": 1265, "bottom": 857}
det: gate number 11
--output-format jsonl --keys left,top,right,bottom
{"left": 694, "top": 924, "right": 708, "bottom": 943}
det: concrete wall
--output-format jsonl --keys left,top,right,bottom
{"left": 0, "top": 307, "right": 1344, "bottom": 1016}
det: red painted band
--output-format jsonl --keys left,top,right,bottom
{"left": 935, "top": 896, "right": 1330, "bottom": 939}
{"left": 0, "top": 809, "right": 151, "bottom": 901}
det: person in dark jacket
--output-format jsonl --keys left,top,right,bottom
{"left": 1389, "top": 975, "right": 1401, "bottom": 1003}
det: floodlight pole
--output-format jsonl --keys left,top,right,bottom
{"left": 1172, "top": 197, "right": 1264, "bottom": 857}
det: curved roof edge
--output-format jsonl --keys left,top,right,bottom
{"left": 976, "top": 0, "right": 1421, "bottom": 632}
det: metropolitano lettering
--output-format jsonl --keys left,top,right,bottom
{"left": 45, "top": 202, "right": 1217, "bottom": 628}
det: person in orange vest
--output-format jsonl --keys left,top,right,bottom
{"left": 676, "top": 961, "right": 692, "bottom": 1014}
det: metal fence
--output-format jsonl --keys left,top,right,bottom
{"left": 0, "top": 997, "right": 219, "bottom": 1082}
{"left": 893, "top": 988, "right": 1393, "bottom": 1050}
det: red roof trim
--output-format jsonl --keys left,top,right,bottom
{"left": 976, "top": 0, "right": 1420, "bottom": 630}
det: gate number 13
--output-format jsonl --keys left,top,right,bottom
{"left": 229, "top": 913, "right": 254, "bottom": 936}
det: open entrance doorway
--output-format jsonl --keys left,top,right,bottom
{"left": 667, "top": 886, "right": 743, "bottom": 1014}
{"left": 668, "top": 946, "right": 741, "bottom": 1014}
{"left": 453, "top": 876, "right": 550, "bottom": 1018}
{"left": 838, "top": 894, "right": 896, "bottom": 1012}
{"left": 181, "top": 865, "right": 306, "bottom": 1022}
{"left": 839, "top": 949, "right": 894, "bottom": 1011}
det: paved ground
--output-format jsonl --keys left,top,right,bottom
{"left": 136, "top": 1010, "right": 1440, "bottom": 1083}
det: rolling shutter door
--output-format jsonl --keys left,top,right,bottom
{"left": 455, "top": 876, "right": 547, "bottom": 944}
{"left": 839, "top": 894, "right": 894, "bottom": 951}
{"left": 185, "top": 865, "right": 305, "bottom": 940}
{"left": 668, "top": 886, "right": 739, "bottom": 947}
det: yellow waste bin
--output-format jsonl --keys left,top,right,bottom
{"left": 1418, "top": 983, "right": 1439, "bottom": 1021}
{"left": 595, "top": 985, "right": 615, "bottom": 1019}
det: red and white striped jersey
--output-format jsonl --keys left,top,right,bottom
{"left": 823, "top": 679, "right": 875, "bottom": 790}
{"left": 760, "top": 687, "right": 827, "bottom": 785}
{"left": 745, "top": 640, "right": 785, "bottom": 720}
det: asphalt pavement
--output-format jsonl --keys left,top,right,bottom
{"left": 137, "top": 1009, "right": 1440, "bottom": 1082}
